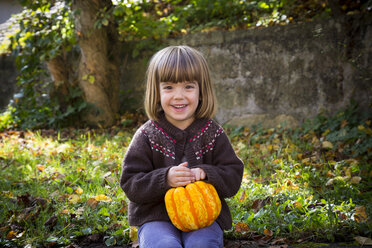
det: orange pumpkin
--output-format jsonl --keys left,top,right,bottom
{"left": 164, "top": 181, "right": 221, "bottom": 232}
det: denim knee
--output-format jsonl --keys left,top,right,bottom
{"left": 184, "top": 238, "right": 222, "bottom": 248}
{"left": 151, "top": 237, "right": 182, "bottom": 248}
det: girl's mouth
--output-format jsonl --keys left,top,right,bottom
{"left": 173, "top": 105, "right": 187, "bottom": 109}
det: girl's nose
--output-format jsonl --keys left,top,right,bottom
{"left": 173, "top": 87, "right": 184, "bottom": 99}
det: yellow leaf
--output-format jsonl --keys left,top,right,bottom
{"left": 312, "top": 136, "right": 320, "bottom": 145}
{"left": 130, "top": 226, "right": 138, "bottom": 242}
{"left": 322, "top": 129, "right": 331, "bottom": 137}
{"left": 293, "top": 201, "right": 302, "bottom": 209}
{"left": 1, "top": 191, "right": 13, "bottom": 197}
{"left": 358, "top": 125, "right": 365, "bottom": 131}
{"left": 6, "top": 230, "right": 17, "bottom": 240}
{"left": 322, "top": 141, "right": 333, "bottom": 149}
{"left": 36, "top": 165, "right": 46, "bottom": 171}
{"left": 354, "top": 206, "right": 367, "bottom": 223}
{"left": 68, "top": 194, "right": 81, "bottom": 204}
{"left": 75, "top": 187, "right": 83, "bottom": 194}
{"left": 94, "top": 194, "right": 112, "bottom": 202}
{"left": 302, "top": 157, "right": 310, "bottom": 164}
{"left": 264, "top": 228, "right": 273, "bottom": 236}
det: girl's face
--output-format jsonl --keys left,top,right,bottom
{"left": 159, "top": 81, "right": 200, "bottom": 130}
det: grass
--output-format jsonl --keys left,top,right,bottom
{"left": 0, "top": 107, "right": 371, "bottom": 247}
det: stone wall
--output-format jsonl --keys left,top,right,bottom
{"left": 122, "top": 14, "right": 372, "bottom": 128}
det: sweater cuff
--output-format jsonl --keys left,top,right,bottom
{"left": 160, "top": 167, "right": 173, "bottom": 192}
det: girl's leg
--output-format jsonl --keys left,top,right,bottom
{"left": 137, "top": 221, "right": 182, "bottom": 248}
{"left": 182, "top": 222, "right": 224, "bottom": 248}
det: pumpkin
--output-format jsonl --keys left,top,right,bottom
{"left": 164, "top": 181, "right": 221, "bottom": 232}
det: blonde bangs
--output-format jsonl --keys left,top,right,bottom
{"left": 145, "top": 45, "right": 217, "bottom": 121}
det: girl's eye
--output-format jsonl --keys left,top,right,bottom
{"left": 185, "top": 84, "right": 195, "bottom": 89}
{"left": 163, "top": 85, "right": 172, "bottom": 90}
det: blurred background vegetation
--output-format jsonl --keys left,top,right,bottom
{"left": 0, "top": 0, "right": 371, "bottom": 130}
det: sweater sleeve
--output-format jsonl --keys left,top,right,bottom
{"left": 120, "top": 129, "right": 171, "bottom": 204}
{"left": 197, "top": 131, "right": 244, "bottom": 198}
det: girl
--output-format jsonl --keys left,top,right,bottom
{"left": 120, "top": 45, "right": 243, "bottom": 248}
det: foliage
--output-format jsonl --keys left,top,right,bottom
{"left": 0, "top": 106, "right": 371, "bottom": 247}
{"left": 4, "top": 0, "right": 86, "bottom": 130}
{"left": 225, "top": 103, "right": 372, "bottom": 244}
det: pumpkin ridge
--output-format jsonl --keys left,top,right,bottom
{"left": 184, "top": 186, "right": 201, "bottom": 229}
{"left": 170, "top": 189, "right": 189, "bottom": 231}
{"left": 207, "top": 183, "right": 221, "bottom": 217}
{"left": 194, "top": 181, "right": 213, "bottom": 224}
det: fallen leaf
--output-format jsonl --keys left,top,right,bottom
{"left": 354, "top": 206, "right": 367, "bottom": 222}
{"left": 130, "top": 226, "right": 138, "bottom": 242}
{"left": 322, "top": 141, "right": 333, "bottom": 149}
{"left": 354, "top": 236, "right": 372, "bottom": 245}
{"left": 350, "top": 176, "right": 361, "bottom": 184}
{"left": 264, "top": 228, "right": 273, "bottom": 237}
{"left": 94, "top": 194, "right": 112, "bottom": 202}
{"left": 239, "top": 191, "right": 246, "bottom": 202}
{"left": 293, "top": 201, "right": 302, "bottom": 209}
{"left": 326, "top": 170, "right": 335, "bottom": 178}
{"left": 253, "top": 177, "right": 265, "bottom": 183}
{"left": 68, "top": 195, "right": 81, "bottom": 204}
{"left": 6, "top": 230, "right": 17, "bottom": 240}
{"left": 235, "top": 222, "right": 250, "bottom": 233}
{"left": 36, "top": 165, "right": 46, "bottom": 171}
{"left": 61, "top": 209, "right": 69, "bottom": 214}
{"left": 252, "top": 197, "right": 272, "bottom": 212}
{"left": 87, "top": 198, "right": 99, "bottom": 209}
{"left": 75, "top": 187, "right": 83, "bottom": 194}
{"left": 271, "top": 237, "right": 287, "bottom": 245}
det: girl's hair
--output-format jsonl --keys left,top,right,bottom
{"left": 144, "top": 45, "right": 217, "bottom": 121}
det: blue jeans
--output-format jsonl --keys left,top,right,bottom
{"left": 137, "top": 221, "right": 224, "bottom": 248}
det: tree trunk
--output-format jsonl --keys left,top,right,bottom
{"left": 72, "top": 0, "right": 120, "bottom": 127}
{"left": 47, "top": 53, "right": 75, "bottom": 112}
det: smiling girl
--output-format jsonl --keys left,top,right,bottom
{"left": 120, "top": 45, "right": 243, "bottom": 248}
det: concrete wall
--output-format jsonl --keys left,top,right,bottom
{"left": 122, "top": 14, "right": 372, "bottom": 128}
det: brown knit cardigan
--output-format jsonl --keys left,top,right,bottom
{"left": 120, "top": 115, "right": 244, "bottom": 230}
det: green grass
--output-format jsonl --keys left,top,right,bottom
{"left": 0, "top": 107, "right": 371, "bottom": 247}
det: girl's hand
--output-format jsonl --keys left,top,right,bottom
{"left": 167, "top": 162, "right": 195, "bottom": 187}
{"left": 191, "top": 168, "right": 206, "bottom": 181}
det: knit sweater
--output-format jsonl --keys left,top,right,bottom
{"left": 120, "top": 115, "right": 244, "bottom": 230}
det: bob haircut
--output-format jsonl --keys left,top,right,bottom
{"left": 144, "top": 45, "right": 217, "bottom": 121}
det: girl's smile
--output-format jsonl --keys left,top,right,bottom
{"left": 159, "top": 81, "right": 200, "bottom": 130}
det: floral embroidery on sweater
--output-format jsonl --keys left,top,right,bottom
{"left": 152, "top": 121, "right": 176, "bottom": 143}
{"left": 195, "top": 127, "right": 224, "bottom": 160}
{"left": 188, "top": 120, "right": 213, "bottom": 142}
{"left": 140, "top": 119, "right": 224, "bottom": 162}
